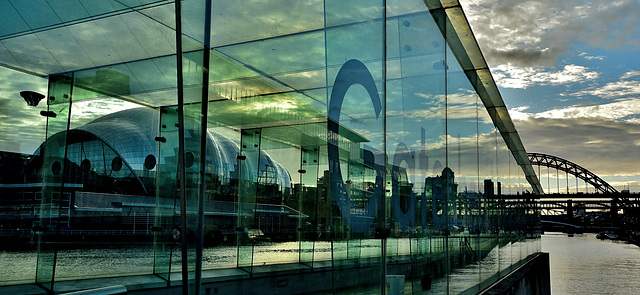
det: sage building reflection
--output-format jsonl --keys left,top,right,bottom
{"left": 0, "top": 0, "right": 544, "bottom": 294}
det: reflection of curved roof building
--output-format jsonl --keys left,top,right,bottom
{"left": 37, "top": 107, "right": 291, "bottom": 196}
{"left": 77, "top": 108, "right": 160, "bottom": 173}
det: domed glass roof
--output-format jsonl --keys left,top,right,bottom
{"left": 36, "top": 107, "right": 291, "bottom": 195}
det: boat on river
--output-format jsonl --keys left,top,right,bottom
{"left": 596, "top": 231, "right": 619, "bottom": 240}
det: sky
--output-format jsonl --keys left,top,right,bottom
{"left": 0, "top": 68, "right": 48, "bottom": 154}
{"left": 1, "top": 0, "right": 639, "bottom": 193}
{"left": 461, "top": 0, "right": 640, "bottom": 192}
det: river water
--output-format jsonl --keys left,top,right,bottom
{"left": 542, "top": 233, "right": 640, "bottom": 295}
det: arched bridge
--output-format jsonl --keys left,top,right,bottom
{"left": 527, "top": 153, "right": 618, "bottom": 194}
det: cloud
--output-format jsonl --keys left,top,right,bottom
{"left": 508, "top": 106, "right": 534, "bottom": 121}
{"left": 512, "top": 95, "right": 640, "bottom": 122}
{"left": 492, "top": 64, "right": 599, "bottom": 89}
{"left": 536, "top": 99, "right": 640, "bottom": 120}
{"left": 569, "top": 71, "right": 640, "bottom": 99}
{"left": 571, "top": 81, "right": 640, "bottom": 100}
{"left": 462, "top": 0, "right": 640, "bottom": 67}
{"left": 578, "top": 52, "right": 604, "bottom": 60}
{"left": 514, "top": 117, "right": 640, "bottom": 180}
{"left": 510, "top": 99, "right": 640, "bottom": 190}
{"left": 0, "top": 68, "right": 48, "bottom": 154}
{"left": 621, "top": 70, "right": 640, "bottom": 80}
{"left": 0, "top": 67, "right": 142, "bottom": 154}
{"left": 409, "top": 89, "right": 502, "bottom": 129}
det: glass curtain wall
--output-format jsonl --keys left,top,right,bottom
{"left": 0, "top": 0, "right": 541, "bottom": 294}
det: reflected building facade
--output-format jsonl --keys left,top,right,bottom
{"left": 0, "top": 0, "right": 543, "bottom": 294}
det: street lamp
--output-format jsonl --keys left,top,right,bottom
{"left": 20, "top": 91, "right": 44, "bottom": 107}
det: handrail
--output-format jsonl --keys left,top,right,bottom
{"left": 61, "top": 285, "right": 127, "bottom": 295}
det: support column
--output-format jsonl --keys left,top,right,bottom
{"left": 611, "top": 199, "right": 619, "bottom": 227}
{"left": 566, "top": 199, "right": 573, "bottom": 224}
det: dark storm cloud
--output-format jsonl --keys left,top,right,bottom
{"left": 484, "top": 47, "right": 563, "bottom": 67}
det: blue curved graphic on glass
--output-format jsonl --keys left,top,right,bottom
{"left": 391, "top": 142, "right": 416, "bottom": 230}
{"left": 327, "top": 59, "right": 382, "bottom": 233}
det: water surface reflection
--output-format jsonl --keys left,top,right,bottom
{"left": 543, "top": 233, "right": 640, "bottom": 295}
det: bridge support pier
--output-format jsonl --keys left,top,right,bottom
{"left": 611, "top": 199, "right": 619, "bottom": 227}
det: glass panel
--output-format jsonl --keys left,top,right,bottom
{"left": 70, "top": 55, "right": 179, "bottom": 107}
{"left": 155, "top": 106, "right": 179, "bottom": 281}
{"left": 0, "top": 2, "right": 30, "bottom": 38}
{"left": 209, "top": 0, "right": 324, "bottom": 47}
{"left": 35, "top": 74, "right": 72, "bottom": 292}
{"left": 237, "top": 128, "right": 261, "bottom": 270}
{"left": 497, "top": 130, "right": 511, "bottom": 278}
{"left": 181, "top": 104, "right": 207, "bottom": 292}
{"left": 2, "top": 0, "right": 170, "bottom": 39}
{"left": 2, "top": 33, "right": 65, "bottom": 75}
{"left": 312, "top": 147, "right": 331, "bottom": 265}
{"left": 176, "top": 1, "right": 210, "bottom": 292}
{"left": 387, "top": 2, "right": 450, "bottom": 293}
{"left": 198, "top": 121, "right": 240, "bottom": 270}
{"left": 0, "top": 2, "right": 177, "bottom": 77}
{"left": 36, "top": 27, "right": 94, "bottom": 73}
{"left": 325, "top": 1, "right": 385, "bottom": 293}
{"left": 0, "top": 68, "right": 48, "bottom": 287}
{"left": 299, "top": 146, "right": 319, "bottom": 266}
{"left": 444, "top": 43, "right": 481, "bottom": 294}
{"left": 10, "top": 0, "right": 62, "bottom": 30}
{"left": 479, "top": 105, "right": 500, "bottom": 289}
{"left": 386, "top": 3, "right": 448, "bottom": 292}
{"left": 26, "top": 96, "right": 160, "bottom": 288}
{"left": 249, "top": 128, "right": 299, "bottom": 267}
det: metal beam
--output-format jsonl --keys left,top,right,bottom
{"left": 527, "top": 153, "right": 618, "bottom": 194}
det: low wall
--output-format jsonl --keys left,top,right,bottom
{"left": 480, "top": 252, "right": 551, "bottom": 295}
{"left": 128, "top": 254, "right": 551, "bottom": 295}
{"left": 2, "top": 249, "right": 549, "bottom": 294}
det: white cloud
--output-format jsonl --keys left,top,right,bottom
{"left": 570, "top": 80, "right": 640, "bottom": 99}
{"left": 492, "top": 64, "right": 599, "bottom": 89}
{"left": 507, "top": 106, "right": 534, "bottom": 121}
{"left": 512, "top": 98, "right": 640, "bottom": 121}
{"left": 69, "top": 98, "right": 140, "bottom": 128}
{"left": 621, "top": 70, "right": 640, "bottom": 80}
{"left": 411, "top": 89, "right": 481, "bottom": 120}
{"left": 578, "top": 52, "right": 604, "bottom": 60}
